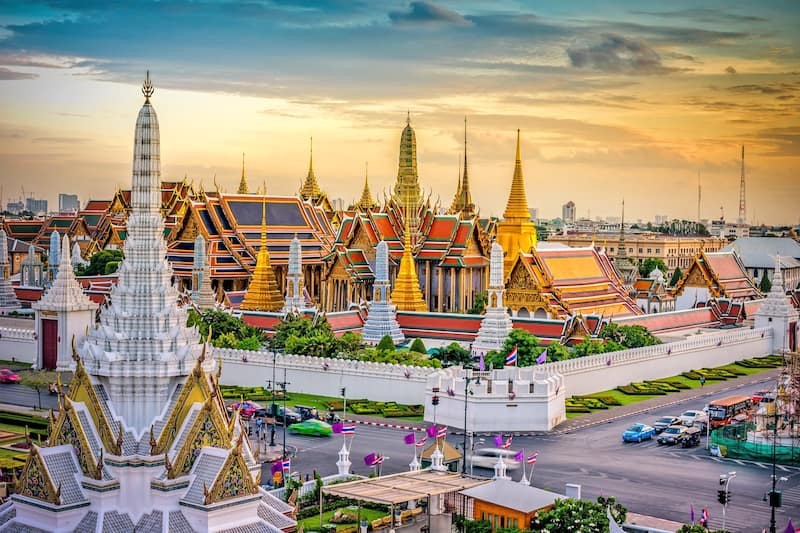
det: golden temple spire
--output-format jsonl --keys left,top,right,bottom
{"left": 240, "top": 197, "right": 283, "bottom": 312}
{"left": 356, "top": 162, "right": 377, "bottom": 211}
{"left": 237, "top": 153, "right": 249, "bottom": 194}
{"left": 458, "top": 116, "right": 475, "bottom": 217}
{"left": 496, "top": 129, "right": 537, "bottom": 273}
{"left": 299, "top": 136, "right": 323, "bottom": 201}
{"left": 391, "top": 218, "right": 427, "bottom": 312}
{"left": 503, "top": 129, "right": 531, "bottom": 220}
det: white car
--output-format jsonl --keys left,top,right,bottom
{"left": 680, "top": 409, "right": 708, "bottom": 428}
{"left": 470, "top": 448, "right": 521, "bottom": 471}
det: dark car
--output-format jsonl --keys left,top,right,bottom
{"left": 653, "top": 416, "right": 680, "bottom": 433}
{"left": 274, "top": 406, "right": 302, "bottom": 426}
{"left": 657, "top": 425, "right": 687, "bottom": 445}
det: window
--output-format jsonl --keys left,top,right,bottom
{"left": 656, "top": 249, "right": 661, "bottom": 254}
{"left": 647, "top": 248, "right": 652, "bottom": 254}
{"left": 638, "top": 248, "right": 643, "bottom": 253}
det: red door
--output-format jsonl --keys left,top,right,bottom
{"left": 41, "top": 319, "right": 58, "bottom": 370}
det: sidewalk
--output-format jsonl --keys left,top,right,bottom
{"left": 554, "top": 367, "right": 781, "bottom": 434}
{"left": 0, "top": 402, "right": 49, "bottom": 418}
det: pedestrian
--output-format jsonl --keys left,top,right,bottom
{"left": 700, "top": 376, "right": 706, "bottom": 388}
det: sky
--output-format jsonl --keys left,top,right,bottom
{"left": 0, "top": 1, "right": 798, "bottom": 224}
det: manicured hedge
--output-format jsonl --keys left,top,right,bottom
{"left": 617, "top": 385, "right": 666, "bottom": 395}
{"left": 0, "top": 411, "right": 49, "bottom": 431}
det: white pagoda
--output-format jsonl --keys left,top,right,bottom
{"left": 32, "top": 234, "right": 97, "bottom": 371}
{"left": 0, "top": 230, "right": 21, "bottom": 314}
{"left": 362, "top": 240, "right": 404, "bottom": 344}
{"left": 1, "top": 73, "right": 296, "bottom": 533}
{"left": 192, "top": 234, "right": 217, "bottom": 311}
{"left": 281, "top": 235, "right": 313, "bottom": 314}
{"left": 471, "top": 242, "right": 513, "bottom": 356}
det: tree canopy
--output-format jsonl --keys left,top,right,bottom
{"left": 467, "top": 291, "right": 488, "bottom": 315}
{"left": 638, "top": 257, "right": 668, "bottom": 278}
{"left": 599, "top": 323, "right": 662, "bottom": 348}
{"left": 186, "top": 309, "right": 265, "bottom": 350}
{"left": 74, "top": 249, "right": 124, "bottom": 276}
{"left": 669, "top": 266, "right": 683, "bottom": 287}
{"left": 759, "top": 271, "right": 772, "bottom": 293}
{"left": 531, "top": 496, "right": 626, "bottom": 532}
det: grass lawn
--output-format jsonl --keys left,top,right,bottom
{"left": 298, "top": 507, "right": 387, "bottom": 532}
{"left": 569, "top": 360, "right": 778, "bottom": 418}
{"left": 281, "top": 392, "right": 342, "bottom": 414}
{"left": 0, "top": 360, "right": 32, "bottom": 369}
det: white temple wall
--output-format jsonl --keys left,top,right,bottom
{"left": 216, "top": 349, "right": 433, "bottom": 404}
{"left": 544, "top": 327, "right": 772, "bottom": 397}
{"left": 675, "top": 286, "right": 710, "bottom": 310}
{"left": 0, "top": 326, "right": 36, "bottom": 364}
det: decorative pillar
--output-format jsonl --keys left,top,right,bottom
{"left": 472, "top": 242, "right": 513, "bottom": 356}
{"left": 48, "top": 230, "right": 60, "bottom": 284}
{"left": 336, "top": 442, "right": 351, "bottom": 477}
{"left": 493, "top": 454, "right": 509, "bottom": 480}
{"left": 362, "top": 241, "right": 404, "bottom": 344}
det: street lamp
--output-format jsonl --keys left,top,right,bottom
{"left": 718, "top": 471, "right": 736, "bottom": 531}
{"left": 768, "top": 405, "right": 784, "bottom": 533}
{"left": 270, "top": 351, "right": 277, "bottom": 447}
{"left": 461, "top": 375, "right": 478, "bottom": 475}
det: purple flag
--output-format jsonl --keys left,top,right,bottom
{"left": 514, "top": 449, "right": 524, "bottom": 462}
{"left": 270, "top": 460, "right": 282, "bottom": 474}
{"left": 479, "top": 353, "right": 485, "bottom": 372}
{"left": 363, "top": 453, "right": 376, "bottom": 466}
{"left": 536, "top": 350, "right": 547, "bottom": 365}
{"left": 785, "top": 519, "right": 795, "bottom": 533}
{"left": 690, "top": 504, "right": 695, "bottom": 524}
{"left": 426, "top": 425, "right": 438, "bottom": 438}
{"left": 332, "top": 422, "right": 344, "bottom": 434}
{"left": 403, "top": 432, "right": 416, "bottom": 445}
{"left": 493, "top": 434, "right": 503, "bottom": 447}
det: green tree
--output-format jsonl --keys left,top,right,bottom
{"left": 337, "top": 331, "right": 365, "bottom": 354}
{"left": 676, "top": 525, "right": 726, "bottom": 533}
{"left": 409, "top": 338, "right": 427, "bottom": 354}
{"left": 75, "top": 249, "right": 124, "bottom": 276}
{"left": 377, "top": 335, "right": 396, "bottom": 352}
{"left": 638, "top": 257, "right": 668, "bottom": 278}
{"left": 501, "top": 329, "right": 541, "bottom": 366}
{"left": 213, "top": 332, "right": 238, "bottom": 349}
{"left": 599, "top": 323, "right": 662, "bottom": 348}
{"left": 531, "top": 496, "right": 626, "bottom": 532}
{"left": 433, "top": 342, "right": 472, "bottom": 367}
{"left": 103, "top": 260, "right": 120, "bottom": 275}
{"left": 271, "top": 314, "right": 335, "bottom": 356}
{"left": 570, "top": 338, "right": 607, "bottom": 358}
{"left": 464, "top": 520, "right": 492, "bottom": 533}
{"left": 187, "top": 309, "right": 265, "bottom": 345}
{"left": 467, "top": 291, "right": 488, "bottom": 315}
{"left": 235, "top": 335, "right": 263, "bottom": 351}
{"left": 669, "top": 266, "right": 683, "bottom": 286}
{"left": 759, "top": 271, "right": 772, "bottom": 293}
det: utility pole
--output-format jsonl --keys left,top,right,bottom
{"left": 769, "top": 406, "right": 780, "bottom": 533}
{"left": 270, "top": 352, "right": 277, "bottom": 446}
{"left": 278, "top": 368, "right": 291, "bottom": 460}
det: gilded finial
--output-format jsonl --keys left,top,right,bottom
{"left": 237, "top": 153, "right": 249, "bottom": 194}
{"left": 142, "top": 70, "right": 154, "bottom": 103}
{"left": 309, "top": 136, "right": 313, "bottom": 174}
{"left": 406, "top": 110, "right": 410, "bottom": 126}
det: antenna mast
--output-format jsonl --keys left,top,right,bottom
{"left": 738, "top": 145, "right": 746, "bottom": 225}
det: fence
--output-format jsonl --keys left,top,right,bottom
{"left": 711, "top": 423, "right": 800, "bottom": 465}
{"left": 0, "top": 326, "right": 37, "bottom": 365}
{"left": 268, "top": 473, "right": 364, "bottom": 502}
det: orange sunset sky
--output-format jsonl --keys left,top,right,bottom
{"left": 0, "top": 1, "right": 798, "bottom": 224}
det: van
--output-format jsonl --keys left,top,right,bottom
{"left": 470, "top": 448, "right": 521, "bottom": 471}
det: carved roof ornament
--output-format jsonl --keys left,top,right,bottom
{"left": 71, "top": 334, "right": 80, "bottom": 362}
{"left": 142, "top": 70, "right": 154, "bottom": 103}
{"left": 94, "top": 449, "right": 104, "bottom": 480}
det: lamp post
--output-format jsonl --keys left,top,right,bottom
{"left": 719, "top": 471, "right": 736, "bottom": 532}
{"left": 461, "top": 375, "right": 478, "bottom": 475}
{"left": 278, "top": 368, "right": 291, "bottom": 460}
{"left": 769, "top": 404, "right": 782, "bottom": 533}
{"left": 270, "top": 351, "right": 277, "bottom": 447}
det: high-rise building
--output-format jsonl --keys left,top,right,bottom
{"left": 25, "top": 197, "right": 48, "bottom": 214}
{"left": 58, "top": 193, "right": 79, "bottom": 212}
{"left": 562, "top": 201, "right": 576, "bottom": 224}
{"left": 5, "top": 201, "right": 23, "bottom": 214}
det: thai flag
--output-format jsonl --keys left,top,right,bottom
{"left": 436, "top": 426, "right": 447, "bottom": 439}
{"left": 506, "top": 346, "right": 518, "bottom": 366}
{"left": 341, "top": 425, "right": 356, "bottom": 435}
{"left": 527, "top": 451, "right": 539, "bottom": 464}
{"left": 415, "top": 436, "right": 427, "bottom": 448}
{"left": 374, "top": 455, "right": 384, "bottom": 465}
{"left": 500, "top": 435, "right": 513, "bottom": 449}
{"left": 281, "top": 459, "right": 291, "bottom": 472}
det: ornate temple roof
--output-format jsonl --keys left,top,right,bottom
{"left": 354, "top": 165, "right": 378, "bottom": 212}
{"left": 673, "top": 250, "right": 761, "bottom": 301}
{"left": 298, "top": 137, "right": 324, "bottom": 202}
{"left": 508, "top": 245, "right": 641, "bottom": 318}
{"left": 393, "top": 113, "right": 423, "bottom": 214}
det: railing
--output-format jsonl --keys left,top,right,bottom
{"left": 268, "top": 473, "right": 364, "bottom": 501}
{"left": 0, "top": 327, "right": 36, "bottom": 341}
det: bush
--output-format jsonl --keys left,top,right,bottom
{"left": 377, "top": 335, "right": 396, "bottom": 352}
{"left": 617, "top": 385, "right": 666, "bottom": 396}
{"left": 409, "top": 338, "right": 426, "bottom": 354}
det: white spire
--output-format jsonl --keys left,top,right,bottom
{"left": 0, "top": 229, "right": 21, "bottom": 312}
{"left": 362, "top": 240, "right": 404, "bottom": 344}
{"left": 34, "top": 235, "right": 96, "bottom": 312}
{"left": 79, "top": 73, "right": 205, "bottom": 436}
{"left": 754, "top": 253, "right": 799, "bottom": 355}
{"left": 472, "top": 241, "right": 513, "bottom": 356}
{"left": 282, "top": 234, "right": 308, "bottom": 313}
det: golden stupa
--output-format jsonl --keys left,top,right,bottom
{"left": 240, "top": 198, "right": 283, "bottom": 312}
{"left": 496, "top": 129, "right": 537, "bottom": 274}
{"left": 391, "top": 219, "right": 427, "bottom": 312}
{"left": 355, "top": 163, "right": 378, "bottom": 212}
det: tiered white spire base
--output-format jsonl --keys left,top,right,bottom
{"left": 363, "top": 241, "right": 404, "bottom": 344}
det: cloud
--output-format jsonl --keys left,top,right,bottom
{"left": 567, "top": 34, "right": 678, "bottom": 75}
{"left": 725, "top": 65, "right": 737, "bottom": 75}
{"left": 757, "top": 127, "right": 800, "bottom": 157}
{"left": 0, "top": 67, "right": 37, "bottom": 80}
{"left": 629, "top": 8, "right": 768, "bottom": 24}
{"left": 726, "top": 82, "right": 798, "bottom": 95}
{"left": 388, "top": 1, "right": 470, "bottom": 27}
{"left": 665, "top": 51, "right": 698, "bottom": 62}
{"left": 33, "top": 136, "right": 89, "bottom": 144}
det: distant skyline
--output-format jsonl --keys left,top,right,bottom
{"left": 0, "top": 1, "right": 798, "bottom": 224}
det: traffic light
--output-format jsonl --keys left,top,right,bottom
{"left": 340, "top": 387, "right": 346, "bottom": 397}
{"left": 725, "top": 491, "right": 731, "bottom": 504}
{"left": 716, "top": 490, "right": 731, "bottom": 505}
{"left": 432, "top": 395, "right": 440, "bottom": 406}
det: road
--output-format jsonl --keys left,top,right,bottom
{"left": 277, "top": 377, "right": 800, "bottom": 532}
{"left": 0, "top": 383, "right": 59, "bottom": 411}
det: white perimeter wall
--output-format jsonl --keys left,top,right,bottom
{"left": 543, "top": 326, "right": 772, "bottom": 397}
{"left": 0, "top": 327, "right": 36, "bottom": 364}
{"left": 216, "top": 349, "right": 434, "bottom": 404}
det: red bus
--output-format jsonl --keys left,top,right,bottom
{"left": 707, "top": 395, "right": 752, "bottom": 428}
